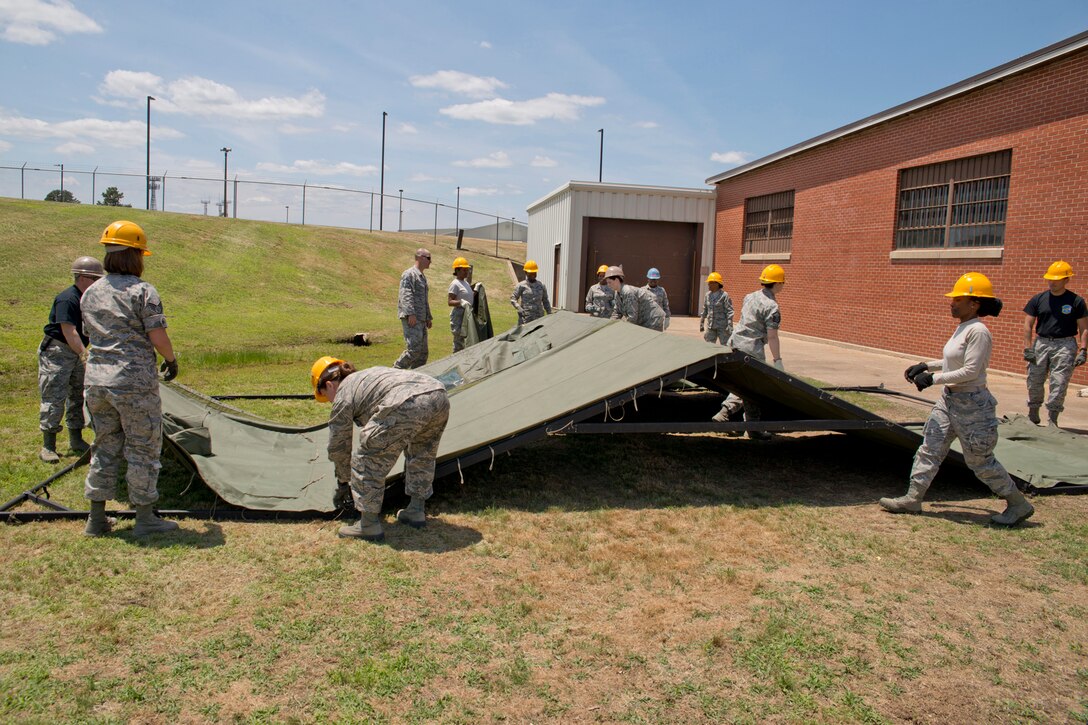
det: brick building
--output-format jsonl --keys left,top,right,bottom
{"left": 706, "top": 31, "right": 1088, "bottom": 382}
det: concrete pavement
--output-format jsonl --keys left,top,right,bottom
{"left": 664, "top": 315, "right": 1088, "bottom": 432}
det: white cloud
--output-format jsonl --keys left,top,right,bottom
{"left": 410, "top": 173, "right": 451, "bottom": 183}
{"left": 458, "top": 186, "right": 500, "bottom": 197}
{"left": 0, "top": 139, "right": 11, "bottom": 152}
{"left": 453, "top": 151, "right": 511, "bottom": 169}
{"left": 54, "top": 141, "right": 93, "bottom": 154}
{"left": 331, "top": 122, "right": 357, "bottom": 133}
{"left": 0, "top": 110, "right": 184, "bottom": 147}
{"left": 409, "top": 70, "right": 508, "bottom": 99}
{"left": 530, "top": 155, "right": 557, "bottom": 168}
{"left": 441, "top": 93, "right": 605, "bottom": 125}
{"left": 479, "top": 40, "right": 491, "bottom": 49}
{"left": 633, "top": 120, "right": 659, "bottom": 129}
{"left": 0, "top": 0, "right": 101, "bottom": 45}
{"left": 397, "top": 122, "right": 418, "bottom": 134}
{"left": 255, "top": 159, "right": 378, "bottom": 177}
{"left": 246, "top": 195, "right": 273, "bottom": 203}
{"left": 710, "top": 150, "right": 751, "bottom": 166}
{"left": 278, "top": 123, "right": 317, "bottom": 135}
{"left": 97, "top": 70, "right": 326, "bottom": 120}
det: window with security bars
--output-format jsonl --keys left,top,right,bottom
{"left": 895, "top": 150, "right": 1011, "bottom": 249}
{"left": 743, "top": 190, "right": 794, "bottom": 254}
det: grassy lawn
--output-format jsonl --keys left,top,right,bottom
{"left": 1, "top": 199, "right": 1086, "bottom": 723}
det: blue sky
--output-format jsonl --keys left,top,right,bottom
{"left": 0, "top": 1, "right": 1085, "bottom": 230}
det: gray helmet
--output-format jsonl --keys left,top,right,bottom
{"left": 72, "top": 256, "right": 105, "bottom": 278}
{"left": 605, "top": 265, "right": 624, "bottom": 280}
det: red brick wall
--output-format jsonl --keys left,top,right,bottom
{"left": 713, "top": 49, "right": 1088, "bottom": 383}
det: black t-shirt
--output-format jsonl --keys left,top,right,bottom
{"left": 43, "top": 285, "right": 87, "bottom": 345}
{"left": 1024, "top": 289, "right": 1087, "bottom": 339}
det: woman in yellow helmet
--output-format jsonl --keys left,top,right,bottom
{"left": 80, "top": 221, "right": 180, "bottom": 537}
{"left": 511, "top": 260, "right": 551, "bottom": 324}
{"left": 699, "top": 272, "right": 732, "bottom": 345}
{"left": 585, "top": 263, "right": 614, "bottom": 318}
{"left": 312, "top": 356, "right": 450, "bottom": 542}
{"left": 448, "top": 257, "right": 474, "bottom": 352}
{"left": 881, "top": 272, "right": 1034, "bottom": 526}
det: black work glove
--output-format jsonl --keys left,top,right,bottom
{"left": 1076, "top": 348, "right": 1087, "bottom": 368}
{"left": 1023, "top": 347, "right": 1037, "bottom": 363}
{"left": 904, "top": 362, "right": 928, "bottom": 382}
{"left": 333, "top": 482, "right": 354, "bottom": 511}
{"left": 159, "top": 357, "right": 179, "bottom": 382}
{"left": 914, "top": 371, "right": 935, "bottom": 391}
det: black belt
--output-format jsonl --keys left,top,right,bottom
{"left": 1037, "top": 335, "right": 1075, "bottom": 340}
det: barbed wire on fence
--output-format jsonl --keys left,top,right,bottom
{"left": 1, "top": 163, "right": 528, "bottom": 253}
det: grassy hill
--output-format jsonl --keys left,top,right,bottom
{"left": 0, "top": 198, "right": 520, "bottom": 491}
{"left": 0, "top": 199, "right": 1086, "bottom": 723}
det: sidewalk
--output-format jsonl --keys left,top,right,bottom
{"left": 664, "top": 316, "right": 1088, "bottom": 432}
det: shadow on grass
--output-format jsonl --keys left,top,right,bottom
{"left": 374, "top": 518, "right": 483, "bottom": 553}
{"left": 430, "top": 432, "right": 999, "bottom": 518}
{"left": 113, "top": 520, "right": 227, "bottom": 549}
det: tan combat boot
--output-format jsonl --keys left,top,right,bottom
{"left": 396, "top": 497, "right": 427, "bottom": 528}
{"left": 339, "top": 512, "right": 385, "bottom": 542}
{"left": 991, "top": 490, "right": 1034, "bottom": 527}
{"left": 879, "top": 484, "right": 926, "bottom": 514}
{"left": 39, "top": 431, "right": 60, "bottom": 464}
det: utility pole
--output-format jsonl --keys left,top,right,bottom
{"left": 398, "top": 189, "right": 403, "bottom": 232}
{"left": 146, "top": 95, "right": 155, "bottom": 209}
{"left": 597, "top": 128, "right": 604, "bottom": 182}
{"left": 455, "top": 186, "right": 460, "bottom": 233}
{"left": 220, "top": 147, "right": 231, "bottom": 217}
{"left": 285, "top": 205, "right": 289, "bottom": 223}
{"left": 379, "top": 111, "right": 387, "bottom": 230}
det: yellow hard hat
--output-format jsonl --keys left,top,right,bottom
{"left": 759, "top": 264, "right": 785, "bottom": 284}
{"left": 310, "top": 356, "right": 345, "bottom": 402}
{"left": 944, "top": 272, "right": 996, "bottom": 298}
{"left": 596, "top": 264, "right": 609, "bottom": 276}
{"left": 99, "top": 220, "right": 151, "bottom": 256}
{"left": 524, "top": 260, "right": 539, "bottom": 273}
{"left": 706, "top": 272, "right": 723, "bottom": 285}
{"left": 452, "top": 256, "right": 470, "bottom": 270}
{"left": 1043, "top": 260, "right": 1074, "bottom": 280}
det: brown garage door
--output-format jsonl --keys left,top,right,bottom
{"left": 582, "top": 217, "right": 700, "bottom": 315}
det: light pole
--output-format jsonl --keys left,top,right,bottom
{"left": 285, "top": 205, "right": 289, "bottom": 224}
{"left": 219, "top": 147, "right": 231, "bottom": 217}
{"left": 54, "top": 163, "right": 64, "bottom": 199}
{"left": 398, "top": 189, "right": 403, "bottom": 232}
{"left": 146, "top": 95, "right": 155, "bottom": 210}
{"left": 597, "top": 128, "right": 604, "bottom": 182}
{"left": 455, "top": 186, "right": 460, "bottom": 233}
{"left": 379, "top": 111, "right": 387, "bottom": 230}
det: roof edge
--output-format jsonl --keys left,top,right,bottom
{"left": 527, "top": 180, "right": 714, "bottom": 213}
{"left": 705, "top": 30, "right": 1088, "bottom": 186}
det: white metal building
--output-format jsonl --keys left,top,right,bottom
{"left": 525, "top": 181, "right": 716, "bottom": 315}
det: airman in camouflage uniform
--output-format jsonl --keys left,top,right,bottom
{"left": 699, "top": 274, "right": 733, "bottom": 346}
{"left": 511, "top": 260, "right": 551, "bottom": 324}
{"left": 713, "top": 266, "right": 786, "bottom": 436}
{"left": 641, "top": 268, "right": 671, "bottom": 330}
{"left": 321, "top": 363, "right": 450, "bottom": 541}
{"left": 394, "top": 249, "right": 432, "bottom": 369}
{"left": 585, "top": 265, "right": 614, "bottom": 318}
{"left": 81, "top": 220, "right": 180, "bottom": 537}
{"left": 605, "top": 267, "right": 665, "bottom": 331}
{"left": 37, "top": 256, "right": 103, "bottom": 463}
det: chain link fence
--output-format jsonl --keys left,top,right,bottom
{"left": 1, "top": 163, "right": 527, "bottom": 256}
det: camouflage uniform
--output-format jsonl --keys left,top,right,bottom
{"left": 81, "top": 274, "right": 168, "bottom": 505}
{"left": 908, "top": 320, "right": 1016, "bottom": 498}
{"left": 611, "top": 284, "right": 665, "bottom": 331}
{"left": 38, "top": 284, "right": 87, "bottom": 433}
{"left": 722, "top": 288, "right": 781, "bottom": 421}
{"left": 700, "top": 289, "right": 733, "bottom": 346}
{"left": 326, "top": 367, "right": 450, "bottom": 514}
{"left": 448, "top": 278, "right": 474, "bottom": 353}
{"left": 642, "top": 284, "right": 671, "bottom": 329}
{"left": 394, "top": 266, "right": 431, "bottom": 369}
{"left": 511, "top": 279, "right": 551, "bottom": 324}
{"left": 585, "top": 283, "right": 614, "bottom": 318}
{"left": 1026, "top": 337, "right": 1077, "bottom": 415}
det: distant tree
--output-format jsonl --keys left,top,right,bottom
{"left": 44, "top": 189, "right": 80, "bottom": 203}
{"left": 98, "top": 186, "right": 130, "bottom": 207}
